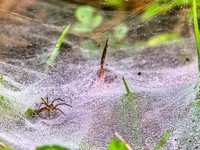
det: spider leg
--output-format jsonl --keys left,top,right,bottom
{"left": 54, "top": 103, "right": 72, "bottom": 108}
{"left": 36, "top": 107, "right": 46, "bottom": 118}
{"left": 41, "top": 98, "right": 48, "bottom": 106}
{"left": 55, "top": 108, "right": 66, "bottom": 116}
{"left": 46, "top": 96, "right": 49, "bottom": 104}
{"left": 37, "top": 113, "right": 42, "bottom": 118}
{"left": 38, "top": 102, "right": 46, "bottom": 110}
{"left": 51, "top": 98, "right": 65, "bottom": 105}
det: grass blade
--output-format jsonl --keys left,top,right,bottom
{"left": 0, "top": 142, "right": 13, "bottom": 150}
{"left": 193, "top": 0, "right": 200, "bottom": 71}
{"left": 107, "top": 138, "right": 127, "bottom": 150}
{"left": 122, "top": 77, "right": 131, "bottom": 95}
{"left": 115, "top": 77, "right": 142, "bottom": 149}
{"left": 45, "top": 25, "right": 71, "bottom": 72}
{"left": 152, "top": 130, "right": 171, "bottom": 150}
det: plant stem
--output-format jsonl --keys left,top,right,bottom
{"left": 193, "top": 0, "right": 200, "bottom": 71}
{"left": 98, "top": 38, "right": 108, "bottom": 78}
{"left": 45, "top": 25, "right": 70, "bottom": 72}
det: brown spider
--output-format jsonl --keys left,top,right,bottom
{"left": 36, "top": 97, "right": 72, "bottom": 117}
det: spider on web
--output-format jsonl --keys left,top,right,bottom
{"left": 36, "top": 96, "right": 72, "bottom": 118}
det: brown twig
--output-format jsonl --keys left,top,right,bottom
{"left": 114, "top": 131, "right": 134, "bottom": 150}
{"left": 98, "top": 38, "right": 108, "bottom": 79}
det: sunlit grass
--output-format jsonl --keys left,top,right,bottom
{"left": 193, "top": 0, "right": 200, "bottom": 71}
{"left": 107, "top": 138, "right": 127, "bottom": 150}
{"left": 36, "top": 145, "right": 70, "bottom": 150}
{"left": 45, "top": 25, "right": 71, "bottom": 72}
{"left": 0, "top": 142, "right": 13, "bottom": 150}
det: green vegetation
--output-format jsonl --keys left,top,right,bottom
{"left": 152, "top": 130, "right": 171, "bottom": 150}
{"left": 190, "top": 98, "right": 200, "bottom": 124}
{"left": 72, "top": 5, "right": 129, "bottom": 50}
{"left": 192, "top": 98, "right": 200, "bottom": 118}
{"left": 80, "top": 39, "right": 102, "bottom": 56}
{"left": 142, "top": 1, "right": 176, "bottom": 20}
{"left": 45, "top": 25, "right": 70, "bottom": 72}
{"left": 113, "top": 23, "right": 129, "bottom": 42}
{"left": 73, "top": 5, "right": 103, "bottom": 33}
{"left": 107, "top": 139, "right": 127, "bottom": 150}
{"left": 194, "top": 97, "right": 200, "bottom": 107}
{"left": 104, "top": 0, "right": 125, "bottom": 10}
{"left": 115, "top": 77, "right": 141, "bottom": 149}
{"left": 147, "top": 33, "right": 180, "bottom": 46}
{"left": 141, "top": 0, "right": 200, "bottom": 48}
{"left": 108, "top": 23, "right": 130, "bottom": 48}
{"left": 193, "top": 0, "right": 200, "bottom": 71}
{"left": 0, "top": 95, "right": 13, "bottom": 110}
{"left": 1, "top": 0, "right": 199, "bottom": 149}
{"left": 80, "top": 23, "right": 129, "bottom": 51}
{"left": 24, "top": 107, "right": 37, "bottom": 118}
{"left": 0, "top": 95, "right": 22, "bottom": 118}
{"left": 0, "top": 75, "right": 21, "bottom": 91}
{"left": 141, "top": 0, "right": 200, "bottom": 21}
{"left": 122, "top": 77, "right": 131, "bottom": 95}
{"left": 0, "top": 95, "right": 7, "bottom": 107}
{"left": 36, "top": 145, "right": 70, "bottom": 150}
{"left": 174, "top": 98, "right": 200, "bottom": 149}
{"left": 0, "top": 142, "right": 13, "bottom": 150}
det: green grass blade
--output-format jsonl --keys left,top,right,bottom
{"left": 45, "top": 25, "right": 71, "bottom": 72}
{"left": 0, "top": 76, "right": 21, "bottom": 91}
{"left": 152, "top": 130, "right": 171, "bottom": 150}
{"left": 122, "top": 77, "right": 131, "bottom": 95}
{"left": 107, "top": 139, "right": 127, "bottom": 150}
{"left": 36, "top": 145, "right": 70, "bottom": 150}
{"left": 193, "top": 0, "right": 200, "bottom": 71}
{"left": 0, "top": 142, "right": 13, "bottom": 150}
{"left": 115, "top": 78, "right": 142, "bottom": 149}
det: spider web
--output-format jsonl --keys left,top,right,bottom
{"left": 0, "top": 0, "right": 199, "bottom": 149}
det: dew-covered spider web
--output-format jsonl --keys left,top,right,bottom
{"left": 0, "top": 0, "right": 200, "bottom": 149}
